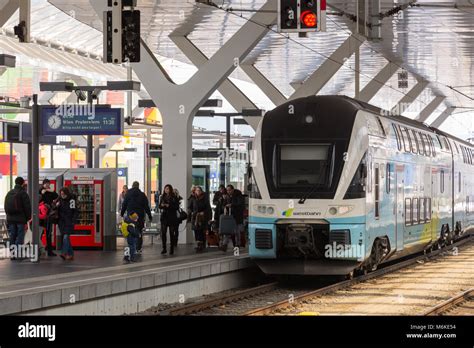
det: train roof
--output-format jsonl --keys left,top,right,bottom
{"left": 319, "top": 95, "right": 473, "bottom": 149}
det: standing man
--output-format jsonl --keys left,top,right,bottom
{"left": 120, "top": 181, "right": 152, "bottom": 254}
{"left": 4, "top": 177, "right": 31, "bottom": 258}
{"left": 118, "top": 185, "right": 128, "bottom": 212}
{"left": 220, "top": 184, "right": 245, "bottom": 251}
{"left": 39, "top": 179, "right": 58, "bottom": 256}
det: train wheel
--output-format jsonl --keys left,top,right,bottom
{"left": 345, "top": 271, "right": 354, "bottom": 280}
{"left": 367, "top": 238, "right": 389, "bottom": 272}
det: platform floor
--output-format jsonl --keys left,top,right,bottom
{"left": 0, "top": 237, "right": 252, "bottom": 314}
{"left": 0, "top": 237, "right": 235, "bottom": 282}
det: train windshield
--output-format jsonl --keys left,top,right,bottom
{"left": 273, "top": 144, "right": 334, "bottom": 189}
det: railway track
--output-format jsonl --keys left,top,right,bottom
{"left": 160, "top": 236, "right": 472, "bottom": 316}
{"left": 423, "top": 288, "right": 474, "bottom": 316}
{"left": 245, "top": 236, "right": 474, "bottom": 316}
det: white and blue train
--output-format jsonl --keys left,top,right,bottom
{"left": 248, "top": 95, "right": 474, "bottom": 276}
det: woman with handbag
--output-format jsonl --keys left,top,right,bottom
{"left": 158, "top": 184, "right": 180, "bottom": 255}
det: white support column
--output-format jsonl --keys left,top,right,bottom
{"left": 240, "top": 64, "right": 287, "bottom": 106}
{"left": 358, "top": 62, "right": 398, "bottom": 102}
{"left": 289, "top": 34, "right": 365, "bottom": 101}
{"left": 390, "top": 77, "right": 428, "bottom": 115}
{"left": 430, "top": 107, "right": 455, "bottom": 128}
{"left": 170, "top": 36, "right": 262, "bottom": 129}
{"left": 415, "top": 95, "right": 445, "bottom": 122}
{"left": 0, "top": 0, "right": 18, "bottom": 27}
{"left": 90, "top": 0, "right": 276, "bottom": 244}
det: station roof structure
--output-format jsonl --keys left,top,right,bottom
{"left": 1, "top": 0, "right": 473, "bottom": 140}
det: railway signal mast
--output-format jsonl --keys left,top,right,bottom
{"left": 278, "top": 0, "right": 326, "bottom": 33}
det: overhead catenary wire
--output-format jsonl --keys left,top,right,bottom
{"left": 200, "top": 1, "right": 474, "bottom": 110}
{"left": 195, "top": 2, "right": 432, "bottom": 110}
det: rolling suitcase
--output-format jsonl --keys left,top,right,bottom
{"left": 219, "top": 208, "right": 236, "bottom": 236}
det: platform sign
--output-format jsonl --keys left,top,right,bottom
{"left": 117, "top": 168, "right": 128, "bottom": 177}
{"left": 40, "top": 105, "right": 124, "bottom": 136}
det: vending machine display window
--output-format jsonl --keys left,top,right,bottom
{"left": 70, "top": 184, "right": 95, "bottom": 227}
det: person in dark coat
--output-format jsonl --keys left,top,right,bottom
{"left": 39, "top": 179, "right": 58, "bottom": 256}
{"left": 173, "top": 188, "right": 183, "bottom": 248}
{"left": 191, "top": 186, "right": 212, "bottom": 252}
{"left": 158, "top": 184, "right": 180, "bottom": 255}
{"left": 4, "top": 177, "right": 31, "bottom": 252}
{"left": 220, "top": 185, "right": 245, "bottom": 251}
{"left": 212, "top": 185, "right": 227, "bottom": 229}
{"left": 187, "top": 186, "right": 196, "bottom": 222}
{"left": 120, "top": 181, "right": 152, "bottom": 253}
{"left": 56, "top": 187, "right": 77, "bottom": 261}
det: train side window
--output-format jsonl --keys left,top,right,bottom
{"left": 441, "top": 137, "right": 451, "bottom": 151}
{"left": 412, "top": 198, "right": 419, "bottom": 225}
{"left": 429, "top": 136, "right": 436, "bottom": 157}
{"left": 436, "top": 136, "right": 443, "bottom": 149}
{"left": 420, "top": 198, "right": 426, "bottom": 224}
{"left": 426, "top": 198, "right": 432, "bottom": 222}
{"left": 422, "top": 134, "right": 431, "bottom": 157}
{"left": 400, "top": 127, "right": 411, "bottom": 152}
{"left": 440, "top": 170, "right": 445, "bottom": 193}
{"left": 410, "top": 130, "right": 419, "bottom": 154}
{"left": 386, "top": 163, "right": 391, "bottom": 193}
{"left": 392, "top": 124, "right": 402, "bottom": 151}
{"left": 375, "top": 164, "right": 380, "bottom": 219}
{"left": 405, "top": 198, "right": 412, "bottom": 226}
{"left": 416, "top": 131, "right": 424, "bottom": 155}
{"left": 408, "top": 129, "right": 417, "bottom": 154}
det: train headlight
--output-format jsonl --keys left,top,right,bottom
{"left": 253, "top": 205, "right": 276, "bottom": 215}
{"left": 328, "top": 206, "right": 354, "bottom": 216}
{"left": 338, "top": 205, "right": 354, "bottom": 215}
{"left": 305, "top": 115, "right": 314, "bottom": 124}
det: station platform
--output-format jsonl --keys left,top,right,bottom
{"left": 0, "top": 239, "right": 255, "bottom": 315}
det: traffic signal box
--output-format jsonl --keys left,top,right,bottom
{"left": 278, "top": 0, "right": 326, "bottom": 33}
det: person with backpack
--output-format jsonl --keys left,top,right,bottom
{"left": 4, "top": 177, "right": 31, "bottom": 254}
{"left": 158, "top": 184, "right": 180, "bottom": 255}
{"left": 56, "top": 187, "right": 77, "bottom": 261}
{"left": 39, "top": 179, "right": 58, "bottom": 256}
{"left": 120, "top": 181, "right": 153, "bottom": 254}
{"left": 122, "top": 212, "right": 139, "bottom": 263}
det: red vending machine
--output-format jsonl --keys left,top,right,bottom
{"left": 22, "top": 169, "right": 67, "bottom": 248}
{"left": 63, "top": 169, "right": 117, "bottom": 251}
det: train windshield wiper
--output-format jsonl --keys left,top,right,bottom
{"left": 298, "top": 184, "right": 321, "bottom": 204}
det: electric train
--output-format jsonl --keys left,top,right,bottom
{"left": 248, "top": 95, "right": 474, "bottom": 276}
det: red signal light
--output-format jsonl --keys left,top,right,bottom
{"left": 301, "top": 10, "right": 317, "bottom": 28}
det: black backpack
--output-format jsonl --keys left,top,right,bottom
{"left": 4, "top": 189, "right": 22, "bottom": 215}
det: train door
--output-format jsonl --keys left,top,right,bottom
{"left": 431, "top": 169, "right": 439, "bottom": 240}
{"left": 395, "top": 166, "right": 404, "bottom": 251}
